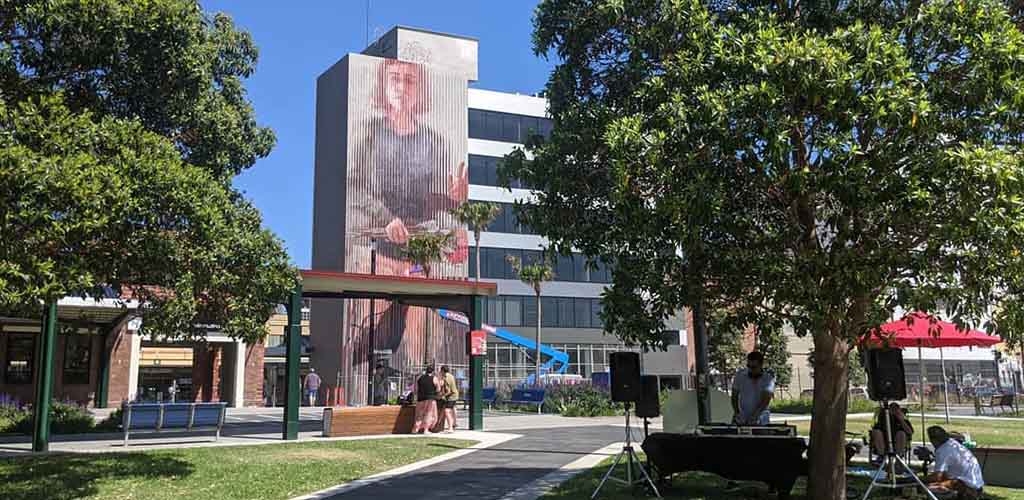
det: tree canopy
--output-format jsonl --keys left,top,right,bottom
{"left": 512, "top": 0, "right": 1024, "bottom": 496}
{"left": 0, "top": 0, "right": 294, "bottom": 344}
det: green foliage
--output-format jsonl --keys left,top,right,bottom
{"left": 2, "top": 401, "right": 94, "bottom": 435}
{"left": 0, "top": 0, "right": 275, "bottom": 179}
{"left": 542, "top": 384, "right": 620, "bottom": 417}
{"left": 0, "top": 96, "right": 295, "bottom": 343}
{"left": 0, "top": 0, "right": 296, "bottom": 343}
{"left": 507, "top": 255, "right": 555, "bottom": 296}
{"left": 399, "top": 231, "right": 454, "bottom": 278}
{"left": 518, "top": 0, "right": 1024, "bottom": 495}
{"left": 95, "top": 408, "right": 123, "bottom": 432}
{"left": 450, "top": 202, "right": 501, "bottom": 280}
{"left": 770, "top": 397, "right": 877, "bottom": 415}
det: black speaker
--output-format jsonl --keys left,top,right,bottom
{"left": 609, "top": 352, "right": 641, "bottom": 402}
{"left": 865, "top": 348, "right": 907, "bottom": 401}
{"left": 636, "top": 375, "right": 660, "bottom": 418}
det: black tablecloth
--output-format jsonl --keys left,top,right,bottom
{"left": 641, "top": 433, "right": 809, "bottom": 498}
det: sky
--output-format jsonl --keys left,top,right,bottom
{"left": 200, "top": 1, "right": 555, "bottom": 268}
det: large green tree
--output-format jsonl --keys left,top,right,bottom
{"left": 0, "top": 0, "right": 294, "bottom": 343}
{"left": 512, "top": 0, "right": 1024, "bottom": 496}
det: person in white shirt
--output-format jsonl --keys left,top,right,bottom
{"left": 730, "top": 351, "right": 776, "bottom": 425}
{"left": 926, "top": 426, "right": 984, "bottom": 500}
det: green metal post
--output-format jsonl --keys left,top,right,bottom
{"left": 95, "top": 330, "right": 111, "bottom": 409}
{"left": 283, "top": 284, "right": 303, "bottom": 440}
{"left": 33, "top": 302, "right": 57, "bottom": 452}
{"left": 469, "top": 296, "right": 484, "bottom": 430}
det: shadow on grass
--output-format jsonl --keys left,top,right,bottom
{"left": 0, "top": 452, "right": 193, "bottom": 500}
{"left": 544, "top": 465, "right": 1021, "bottom": 500}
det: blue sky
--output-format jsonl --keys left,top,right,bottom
{"left": 200, "top": 1, "right": 554, "bottom": 268}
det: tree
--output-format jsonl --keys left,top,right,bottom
{"left": 399, "top": 231, "right": 454, "bottom": 366}
{"left": 513, "top": 1, "right": 1024, "bottom": 496}
{"left": 507, "top": 255, "right": 554, "bottom": 383}
{"left": 450, "top": 202, "right": 501, "bottom": 282}
{"left": 1, "top": 0, "right": 294, "bottom": 343}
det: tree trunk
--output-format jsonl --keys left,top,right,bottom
{"left": 536, "top": 292, "right": 542, "bottom": 386}
{"left": 474, "top": 230, "right": 481, "bottom": 282}
{"left": 807, "top": 330, "right": 851, "bottom": 500}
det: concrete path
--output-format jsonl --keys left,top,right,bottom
{"left": 311, "top": 425, "right": 626, "bottom": 500}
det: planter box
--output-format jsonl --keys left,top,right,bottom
{"left": 322, "top": 405, "right": 415, "bottom": 437}
{"left": 972, "top": 446, "right": 1024, "bottom": 489}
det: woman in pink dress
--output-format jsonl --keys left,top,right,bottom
{"left": 412, "top": 366, "right": 442, "bottom": 433}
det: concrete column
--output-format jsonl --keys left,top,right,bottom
{"left": 232, "top": 340, "right": 246, "bottom": 408}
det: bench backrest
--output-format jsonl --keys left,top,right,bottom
{"left": 482, "top": 388, "right": 497, "bottom": 400}
{"left": 124, "top": 402, "right": 226, "bottom": 430}
{"left": 193, "top": 403, "right": 225, "bottom": 427}
{"left": 510, "top": 389, "right": 545, "bottom": 403}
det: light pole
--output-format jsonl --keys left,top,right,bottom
{"left": 368, "top": 237, "right": 377, "bottom": 406}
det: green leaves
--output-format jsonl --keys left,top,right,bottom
{"left": 1, "top": 0, "right": 275, "bottom": 179}
{"left": 399, "top": 232, "right": 454, "bottom": 279}
{"left": 506, "top": 254, "right": 554, "bottom": 296}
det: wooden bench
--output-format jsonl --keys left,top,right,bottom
{"left": 122, "top": 402, "right": 227, "bottom": 446}
{"left": 976, "top": 393, "right": 1015, "bottom": 415}
{"left": 508, "top": 389, "right": 546, "bottom": 414}
{"left": 322, "top": 405, "right": 415, "bottom": 437}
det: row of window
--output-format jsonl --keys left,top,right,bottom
{"left": 469, "top": 109, "right": 553, "bottom": 144}
{"left": 468, "top": 247, "right": 613, "bottom": 284}
{"left": 480, "top": 295, "right": 605, "bottom": 329}
{"left": 468, "top": 155, "right": 531, "bottom": 189}
{"left": 473, "top": 202, "right": 533, "bottom": 235}
{"left": 483, "top": 343, "right": 641, "bottom": 379}
{"left": 2, "top": 333, "right": 91, "bottom": 385}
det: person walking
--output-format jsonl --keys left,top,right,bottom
{"left": 412, "top": 366, "right": 441, "bottom": 433}
{"left": 439, "top": 366, "right": 459, "bottom": 433}
{"left": 304, "top": 368, "right": 321, "bottom": 407}
{"left": 371, "top": 362, "right": 389, "bottom": 406}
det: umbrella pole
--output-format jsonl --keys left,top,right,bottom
{"left": 940, "top": 347, "right": 951, "bottom": 424}
{"left": 919, "top": 343, "right": 927, "bottom": 448}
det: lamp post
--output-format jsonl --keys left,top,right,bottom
{"left": 368, "top": 238, "right": 377, "bottom": 406}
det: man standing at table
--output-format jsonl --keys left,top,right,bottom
{"left": 731, "top": 351, "right": 775, "bottom": 425}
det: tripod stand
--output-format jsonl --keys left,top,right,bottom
{"left": 591, "top": 402, "right": 662, "bottom": 499}
{"left": 860, "top": 401, "right": 937, "bottom": 500}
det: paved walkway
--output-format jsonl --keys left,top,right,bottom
{"left": 311, "top": 425, "right": 626, "bottom": 500}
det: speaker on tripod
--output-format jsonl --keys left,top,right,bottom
{"left": 593, "top": 353, "right": 661, "bottom": 499}
{"left": 864, "top": 348, "right": 907, "bottom": 401}
{"left": 609, "top": 352, "right": 641, "bottom": 402}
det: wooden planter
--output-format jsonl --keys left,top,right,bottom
{"left": 322, "top": 405, "right": 416, "bottom": 437}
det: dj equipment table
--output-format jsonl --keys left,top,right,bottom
{"left": 641, "top": 430, "right": 808, "bottom": 499}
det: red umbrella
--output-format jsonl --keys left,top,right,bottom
{"left": 860, "top": 312, "right": 1002, "bottom": 428}
{"left": 861, "top": 312, "right": 1002, "bottom": 348}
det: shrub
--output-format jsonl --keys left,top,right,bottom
{"left": 542, "top": 383, "right": 620, "bottom": 417}
{"left": 13, "top": 401, "right": 96, "bottom": 435}
{"left": 95, "top": 407, "right": 122, "bottom": 431}
{"left": 770, "top": 397, "right": 884, "bottom": 415}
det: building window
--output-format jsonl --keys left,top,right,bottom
{"left": 62, "top": 334, "right": 92, "bottom": 385}
{"left": 469, "top": 109, "right": 552, "bottom": 144}
{"left": 4, "top": 334, "right": 34, "bottom": 384}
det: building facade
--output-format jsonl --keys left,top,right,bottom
{"left": 310, "top": 26, "right": 689, "bottom": 405}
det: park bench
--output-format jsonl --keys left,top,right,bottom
{"left": 121, "top": 401, "right": 227, "bottom": 446}
{"left": 482, "top": 388, "right": 498, "bottom": 409}
{"left": 976, "top": 393, "right": 1016, "bottom": 415}
{"left": 508, "top": 388, "right": 546, "bottom": 414}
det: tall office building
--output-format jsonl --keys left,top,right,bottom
{"left": 311, "top": 26, "right": 687, "bottom": 406}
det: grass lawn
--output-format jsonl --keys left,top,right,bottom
{"left": 541, "top": 458, "right": 1024, "bottom": 499}
{"left": 789, "top": 416, "right": 1024, "bottom": 448}
{"left": 0, "top": 437, "right": 474, "bottom": 500}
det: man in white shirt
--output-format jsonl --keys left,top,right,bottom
{"left": 926, "top": 426, "right": 984, "bottom": 500}
{"left": 731, "top": 351, "right": 776, "bottom": 425}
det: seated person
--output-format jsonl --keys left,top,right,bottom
{"left": 870, "top": 402, "right": 913, "bottom": 459}
{"left": 925, "top": 426, "right": 984, "bottom": 500}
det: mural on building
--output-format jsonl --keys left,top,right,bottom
{"left": 340, "top": 53, "right": 470, "bottom": 404}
